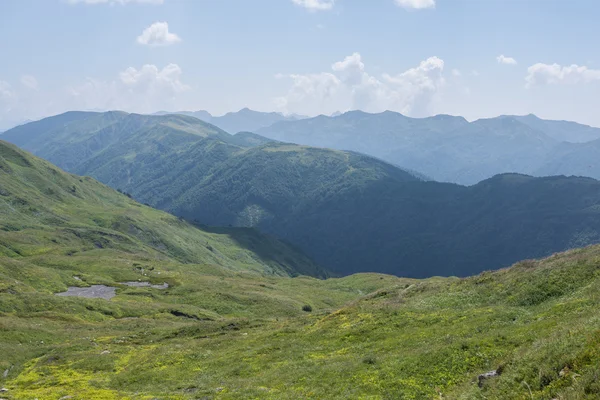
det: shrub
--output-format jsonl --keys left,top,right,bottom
{"left": 302, "top": 304, "right": 313, "bottom": 312}
{"left": 363, "top": 355, "right": 377, "bottom": 365}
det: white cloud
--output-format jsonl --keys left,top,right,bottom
{"left": 20, "top": 75, "right": 38, "bottom": 90}
{"left": 275, "top": 53, "right": 445, "bottom": 117}
{"left": 68, "top": 63, "right": 190, "bottom": 113}
{"left": 137, "top": 22, "right": 181, "bottom": 46}
{"left": 526, "top": 63, "right": 600, "bottom": 88}
{"left": 452, "top": 69, "right": 461, "bottom": 77}
{"left": 394, "top": 0, "right": 435, "bottom": 10}
{"left": 275, "top": 72, "right": 340, "bottom": 111}
{"left": 67, "top": 0, "right": 163, "bottom": 4}
{"left": 497, "top": 55, "right": 517, "bottom": 65}
{"left": 291, "top": 0, "right": 335, "bottom": 11}
{"left": 119, "top": 64, "right": 189, "bottom": 93}
{"left": 0, "top": 81, "right": 14, "bottom": 101}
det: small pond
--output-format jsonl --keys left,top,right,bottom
{"left": 56, "top": 285, "right": 116, "bottom": 300}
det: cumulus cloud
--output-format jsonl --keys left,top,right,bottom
{"left": 394, "top": 0, "right": 435, "bottom": 10}
{"left": 119, "top": 64, "right": 189, "bottom": 93}
{"left": 68, "top": 64, "right": 190, "bottom": 113}
{"left": 526, "top": 63, "right": 600, "bottom": 88}
{"left": 274, "top": 72, "right": 340, "bottom": 112}
{"left": 275, "top": 53, "right": 445, "bottom": 117}
{"left": 20, "top": 75, "right": 38, "bottom": 90}
{"left": 291, "top": 0, "right": 335, "bottom": 11}
{"left": 497, "top": 55, "right": 517, "bottom": 65}
{"left": 67, "top": 0, "right": 163, "bottom": 4}
{"left": 137, "top": 22, "right": 181, "bottom": 46}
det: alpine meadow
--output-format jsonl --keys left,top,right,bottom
{"left": 1, "top": 1, "right": 600, "bottom": 399}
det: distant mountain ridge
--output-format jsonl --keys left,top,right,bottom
{"left": 153, "top": 107, "right": 307, "bottom": 134}
{"left": 256, "top": 110, "right": 600, "bottom": 185}
{"left": 5, "top": 111, "right": 600, "bottom": 278}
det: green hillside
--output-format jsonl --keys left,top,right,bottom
{"left": 5, "top": 112, "right": 600, "bottom": 278}
{"left": 0, "top": 140, "right": 326, "bottom": 278}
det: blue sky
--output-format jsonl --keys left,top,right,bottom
{"left": 1, "top": 0, "right": 599, "bottom": 129}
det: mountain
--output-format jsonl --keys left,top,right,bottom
{"left": 0, "top": 139, "right": 326, "bottom": 278}
{"left": 151, "top": 108, "right": 307, "bottom": 134}
{"left": 228, "top": 131, "right": 276, "bottom": 147}
{"left": 210, "top": 108, "right": 305, "bottom": 134}
{"left": 256, "top": 110, "right": 600, "bottom": 184}
{"left": 513, "top": 113, "right": 600, "bottom": 143}
{"left": 535, "top": 137, "right": 600, "bottom": 179}
{"left": 6, "top": 112, "right": 600, "bottom": 279}
{"left": 153, "top": 109, "right": 213, "bottom": 122}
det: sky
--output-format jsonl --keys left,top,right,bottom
{"left": 0, "top": 0, "right": 599, "bottom": 130}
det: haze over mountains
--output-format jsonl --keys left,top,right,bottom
{"left": 147, "top": 107, "right": 600, "bottom": 185}
{"left": 5, "top": 110, "right": 600, "bottom": 278}
{"left": 153, "top": 108, "right": 307, "bottom": 135}
{"left": 256, "top": 110, "right": 600, "bottom": 185}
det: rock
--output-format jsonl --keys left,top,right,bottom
{"left": 478, "top": 369, "right": 501, "bottom": 387}
{"left": 59, "top": 396, "right": 74, "bottom": 400}
{"left": 101, "top": 350, "right": 111, "bottom": 355}
{"left": 0, "top": 388, "right": 8, "bottom": 393}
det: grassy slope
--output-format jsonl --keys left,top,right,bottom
{"left": 2, "top": 238, "right": 600, "bottom": 398}
{"left": 0, "top": 140, "right": 327, "bottom": 279}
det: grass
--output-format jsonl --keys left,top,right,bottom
{"left": 2, "top": 247, "right": 600, "bottom": 399}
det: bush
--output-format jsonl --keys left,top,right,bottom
{"left": 302, "top": 305, "right": 313, "bottom": 312}
{"left": 363, "top": 355, "right": 377, "bottom": 365}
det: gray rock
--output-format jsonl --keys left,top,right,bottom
{"left": 478, "top": 369, "right": 500, "bottom": 387}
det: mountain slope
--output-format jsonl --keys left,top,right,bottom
{"left": 535, "top": 137, "right": 600, "bottom": 179}
{"left": 0, "top": 111, "right": 234, "bottom": 173}
{"left": 513, "top": 113, "right": 600, "bottom": 143}
{"left": 6, "top": 112, "right": 600, "bottom": 278}
{"left": 256, "top": 110, "right": 600, "bottom": 184}
{"left": 0, "top": 140, "right": 326, "bottom": 278}
{"left": 3, "top": 228, "right": 600, "bottom": 398}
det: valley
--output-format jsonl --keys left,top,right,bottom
{"left": 0, "top": 141, "right": 599, "bottom": 398}
{"left": 4, "top": 112, "right": 600, "bottom": 277}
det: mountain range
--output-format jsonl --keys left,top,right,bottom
{"left": 256, "top": 110, "right": 600, "bottom": 185}
{"left": 4, "top": 111, "right": 600, "bottom": 278}
{"left": 153, "top": 107, "right": 306, "bottom": 134}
